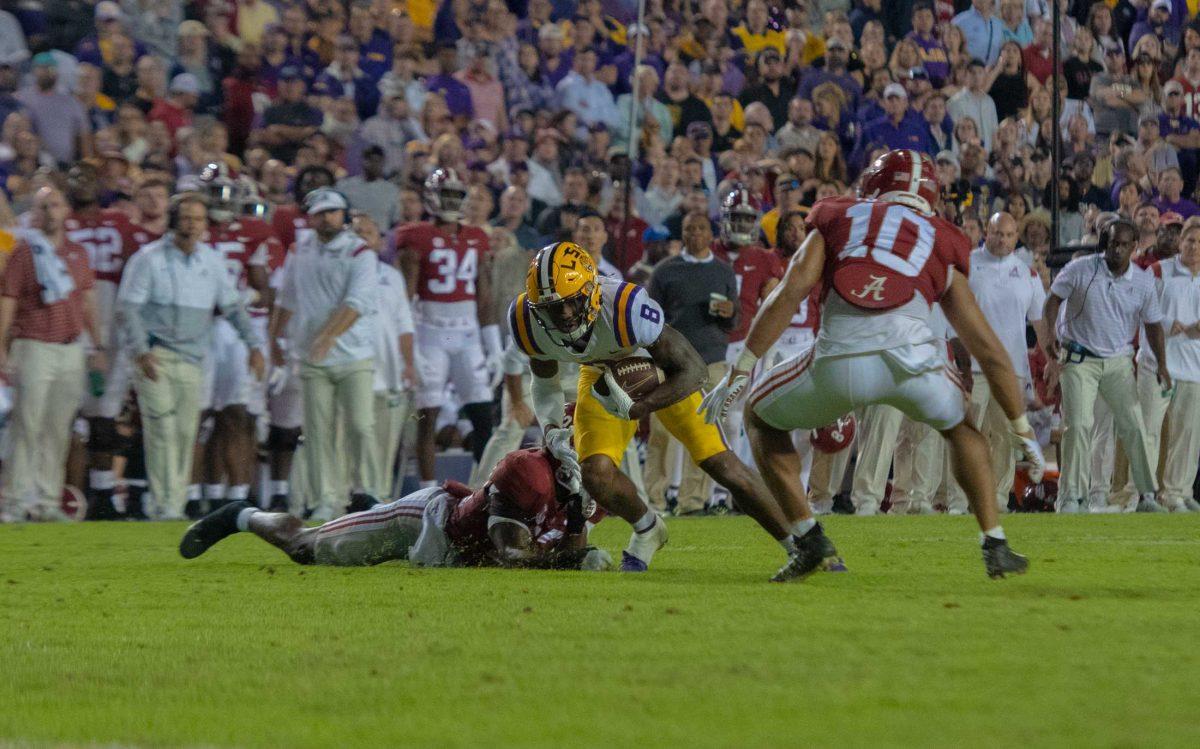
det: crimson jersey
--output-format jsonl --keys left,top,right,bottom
{"left": 392, "top": 221, "right": 490, "bottom": 303}
{"left": 207, "top": 218, "right": 282, "bottom": 318}
{"left": 805, "top": 196, "right": 971, "bottom": 310}
{"left": 713, "top": 242, "right": 785, "bottom": 342}
{"left": 272, "top": 204, "right": 307, "bottom": 252}
{"left": 774, "top": 247, "right": 821, "bottom": 333}
{"left": 1171, "top": 76, "right": 1200, "bottom": 121}
{"left": 444, "top": 449, "right": 579, "bottom": 566}
{"left": 65, "top": 209, "right": 147, "bottom": 285}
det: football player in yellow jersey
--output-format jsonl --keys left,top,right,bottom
{"left": 509, "top": 241, "right": 837, "bottom": 578}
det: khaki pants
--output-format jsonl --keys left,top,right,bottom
{"left": 1110, "top": 369, "right": 1171, "bottom": 505}
{"left": 965, "top": 377, "right": 1017, "bottom": 512}
{"left": 368, "top": 390, "right": 412, "bottom": 500}
{"left": 133, "top": 346, "right": 203, "bottom": 519}
{"left": 300, "top": 359, "right": 377, "bottom": 515}
{"left": 644, "top": 361, "right": 726, "bottom": 513}
{"left": 1, "top": 339, "right": 85, "bottom": 515}
{"left": 1161, "top": 380, "right": 1200, "bottom": 507}
{"left": 850, "top": 404, "right": 903, "bottom": 513}
{"left": 1060, "top": 354, "right": 1156, "bottom": 506}
{"left": 891, "top": 416, "right": 958, "bottom": 513}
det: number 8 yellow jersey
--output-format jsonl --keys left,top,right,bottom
{"left": 508, "top": 276, "right": 664, "bottom": 365}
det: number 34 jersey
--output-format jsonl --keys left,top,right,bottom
{"left": 508, "top": 276, "right": 665, "bottom": 365}
{"left": 392, "top": 221, "right": 490, "bottom": 328}
{"left": 805, "top": 196, "right": 971, "bottom": 368}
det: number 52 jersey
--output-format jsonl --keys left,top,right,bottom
{"left": 508, "top": 275, "right": 665, "bottom": 364}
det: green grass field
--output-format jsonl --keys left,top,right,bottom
{"left": 1, "top": 515, "right": 1198, "bottom": 748}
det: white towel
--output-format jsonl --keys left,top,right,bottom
{"left": 20, "top": 229, "right": 75, "bottom": 305}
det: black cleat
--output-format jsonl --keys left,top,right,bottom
{"left": 85, "top": 490, "right": 121, "bottom": 521}
{"left": 267, "top": 493, "right": 290, "bottom": 513}
{"left": 124, "top": 490, "right": 149, "bottom": 521}
{"left": 771, "top": 523, "right": 842, "bottom": 582}
{"left": 831, "top": 493, "right": 855, "bottom": 515}
{"left": 184, "top": 500, "right": 205, "bottom": 520}
{"left": 347, "top": 492, "right": 379, "bottom": 514}
{"left": 982, "top": 537, "right": 1028, "bottom": 579}
{"left": 179, "top": 501, "right": 252, "bottom": 559}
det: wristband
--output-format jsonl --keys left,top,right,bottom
{"left": 734, "top": 349, "right": 759, "bottom": 373}
{"left": 480, "top": 324, "right": 502, "bottom": 357}
{"left": 1009, "top": 415, "right": 1031, "bottom": 434}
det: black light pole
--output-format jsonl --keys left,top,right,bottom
{"left": 1051, "top": 3, "right": 1061, "bottom": 254}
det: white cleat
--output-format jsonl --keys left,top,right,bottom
{"left": 621, "top": 516, "right": 669, "bottom": 572}
{"left": 1183, "top": 498, "right": 1200, "bottom": 513}
{"left": 1136, "top": 493, "right": 1167, "bottom": 513}
{"left": 1057, "top": 498, "right": 1082, "bottom": 514}
{"left": 1088, "top": 502, "right": 1122, "bottom": 514}
{"left": 909, "top": 502, "right": 936, "bottom": 515}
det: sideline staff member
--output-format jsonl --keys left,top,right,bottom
{"left": 118, "top": 193, "right": 264, "bottom": 519}
{"left": 1043, "top": 217, "right": 1169, "bottom": 514}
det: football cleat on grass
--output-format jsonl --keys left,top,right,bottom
{"left": 1136, "top": 494, "right": 1166, "bottom": 513}
{"left": 1056, "top": 498, "right": 1081, "bottom": 514}
{"left": 770, "top": 523, "right": 841, "bottom": 582}
{"left": 982, "top": 537, "right": 1028, "bottom": 579}
{"left": 184, "top": 499, "right": 205, "bottom": 520}
{"left": 1181, "top": 498, "right": 1200, "bottom": 513}
{"left": 621, "top": 516, "right": 668, "bottom": 572}
{"left": 179, "top": 501, "right": 252, "bottom": 559}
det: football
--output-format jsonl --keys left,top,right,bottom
{"left": 595, "top": 356, "right": 664, "bottom": 400}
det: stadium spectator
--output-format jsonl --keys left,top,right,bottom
{"left": 336, "top": 145, "right": 400, "bottom": 231}
{"left": 0, "top": 187, "right": 101, "bottom": 522}
{"left": 19, "top": 52, "right": 91, "bottom": 165}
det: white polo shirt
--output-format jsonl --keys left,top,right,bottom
{"left": 969, "top": 247, "right": 1045, "bottom": 380}
{"left": 277, "top": 228, "right": 378, "bottom": 368}
{"left": 1138, "top": 257, "right": 1200, "bottom": 383}
{"left": 1049, "top": 254, "right": 1162, "bottom": 358}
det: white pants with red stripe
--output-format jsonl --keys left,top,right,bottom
{"left": 311, "top": 492, "right": 432, "bottom": 566}
{"left": 749, "top": 349, "right": 966, "bottom": 433}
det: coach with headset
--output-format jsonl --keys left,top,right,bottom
{"left": 1042, "top": 217, "right": 1170, "bottom": 514}
{"left": 270, "top": 188, "right": 379, "bottom": 521}
{"left": 117, "top": 192, "right": 265, "bottom": 520}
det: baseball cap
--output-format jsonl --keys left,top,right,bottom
{"left": 908, "top": 67, "right": 929, "bottom": 80}
{"left": 687, "top": 121, "right": 713, "bottom": 139}
{"left": 509, "top": 159, "right": 529, "bottom": 172}
{"left": 1160, "top": 211, "right": 1184, "bottom": 226}
{"left": 178, "top": 20, "right": 209, "bottom": 37}
{"left": 539, "top": 23, "right": 565, "bottom": 41}
{"left": 883, "top": 82, "right": 908, "bottom": 99}
{"left": 279, "top": 65, "right": 302, "bottom": 81}
{"left": 825, "top": 37, "right": 848, "bottom": 51}
{"left": 626, "top": 22, "right": 649, "bottom": 36}
{"left": 759, "top": 47, "right": 782, "bottom": 63}
{"left": 643, "top": 224, "right": 671, "bottom": 242}
{"left": 935, "top": 150, "right": 959, "bottom": 167}
{"left": 95, "top": 1, "right": 121, "bottom": 21}
{"left": 588, "top": 122, "right": 608, "bottom": 134}
{"left": 169, "top": 73, "right": 200, "bottom": 96}
{"left": 1152, "top": 0, "right": 1171, "bottom": 11}
{"left": 1164, "top": 79, "right": 1184, "bottom": 95}
{"left": 303, "top": 187, "right": 350, "bottom": 214}
{"left": 30, "top": 52, "right": 57, "bottom": 68}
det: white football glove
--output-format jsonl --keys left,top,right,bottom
{"left": 698, "top": 369, "right": 749, "bottom": 425}
{"left": 591, "top": 369, "right": 635, "bottom": 420}
{"left": 580, "top": 548, "right": 614, "bottom": 572}
{"left": 1009, "top": 417, "right": 1046, "bottom": 483}
{"left": 544, "top": 425, "right": 582, "bottom": 495}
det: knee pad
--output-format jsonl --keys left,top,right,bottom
{"left": 267, "top": 425, "right": 302, "bottom": 452}
{"left": 87, "top": 417, "right": 125, "bottom": 453}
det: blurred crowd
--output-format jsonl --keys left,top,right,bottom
{"left": 0, "top": 0, "right": 1198, "bottom": 522}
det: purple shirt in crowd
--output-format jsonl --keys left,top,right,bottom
{"left": 425, "top": 73, "right": 475, "bottom": 118}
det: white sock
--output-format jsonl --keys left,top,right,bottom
{"left": 981, "top": 526, "right": 1006, "bottom": 544}
{"left": 632, "top": 510, "right": 656, "bottom": 533}
{"left": 89, "top": 469, "right": 115, "bottom": 491}
{"left": 227, "top": 485, "right": 250, "bottom": 501}
{"left": 186, "top": 484, "right": 202, "bottom": 501}
{"left": 789, "top": 518, "right": 817, "bottom": 538}
{"left": 419, "top": 479, "right": 437, "bottom": 489}
{"left": 235, "top": 507, "right": 258, "bottom": 531}
{"left": 204, "top": 484, "right": 226, "bottom": 500}
{"left": 270, "top": 480, "right": 288, "bottom": 496}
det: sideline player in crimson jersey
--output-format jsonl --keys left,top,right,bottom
{"left": 702, "top": 150, "right": 1044, "bottom": 580}
{"left": 65, "top": 163, "right": 160, "bottom": 519}
{"left": 394, "top": 168, "right": 501, "bottom": 486}
{"left": 712, "top": 187, "right": 785, "bottom": 468}
{"left": 198, "top": 167, "right": 278, "bottom": 515}
{"left": 178, "top": 448, "right": 612, "bottom": 571}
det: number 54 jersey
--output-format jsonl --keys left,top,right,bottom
{"left": 508, "top": 275, "right": 665, "bottom": 365}
{"left": 806, "top": 196, "right": 971, "bottom": 369}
